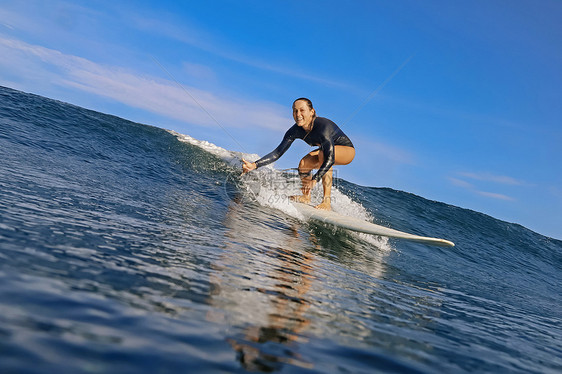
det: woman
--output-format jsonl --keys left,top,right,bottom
{"left": 242, "top": 98, "right": 355, "bottom": 210}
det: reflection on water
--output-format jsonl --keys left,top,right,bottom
{"left": 206, "top": 195, "right": 400, "bottom": 372}
{"left": 208, "top": 200, "right": 316, "bottom": 371}
{"left": 165, "top": 188, "right": 451, "bottom": 372}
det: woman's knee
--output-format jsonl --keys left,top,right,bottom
{"left": 298, "top": 157, "right": 308, "bottom": 171}
{"left": 299, "top": 154, "right": 320, "bottom": 171}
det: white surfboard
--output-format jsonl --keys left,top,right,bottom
{"left": 292, "top": 202, "right": 455, "bottom": 247}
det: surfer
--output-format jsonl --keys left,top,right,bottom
{"left": 242, "top": 98, "right": 355, "bottom": 210}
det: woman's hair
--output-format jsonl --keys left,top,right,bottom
{"left": 292, "top": 97, "right": 317, "bottom": 119}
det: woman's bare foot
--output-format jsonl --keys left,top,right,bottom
{"left": 289, "top": 195, "right": 311, "bottom": 204}
{"left": 314, "top": 199, "right": 331, "bottom": 210}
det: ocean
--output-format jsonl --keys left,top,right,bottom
{"left": 0, "top": 85, "right": 560, "bottom": 373}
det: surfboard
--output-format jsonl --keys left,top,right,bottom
{"left": 292, "top": 202, "right": 455, "bottom": 247}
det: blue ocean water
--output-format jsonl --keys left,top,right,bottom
{"left": 0, "top": 85, "right": 561, "bottom": 373}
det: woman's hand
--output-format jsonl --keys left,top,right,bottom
{"left": 241, "top": 159, "right": 257, "bottom": 174}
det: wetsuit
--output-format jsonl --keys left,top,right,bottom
{"left": 255, "top": 117, "right": 354, "bottom": 182}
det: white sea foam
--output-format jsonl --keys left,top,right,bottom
{"left": 171, "top": 130, "right": 390, "bottom": 249}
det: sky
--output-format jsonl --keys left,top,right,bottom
{"left": 0, "top": 0, "right": 561, "bottom": 239}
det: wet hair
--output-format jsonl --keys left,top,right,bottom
{"left": 292, "top": 97, "right": 317, "bottom": 119}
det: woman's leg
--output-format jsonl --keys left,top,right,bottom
{"left": 292, "top": 149, "right": 321, "bottom": 204}
{"left": 294, "top": 146, "right": 355, "bottom": 209}
{"left": 315, "top": 146, "right": 355, "bottom": 209}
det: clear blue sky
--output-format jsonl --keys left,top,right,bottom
{"left": 1, "top": 0, "right": 561, "bottom": 239}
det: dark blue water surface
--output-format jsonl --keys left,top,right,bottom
{"left": 1, "top": 86, "right": 561, "bottom": 373}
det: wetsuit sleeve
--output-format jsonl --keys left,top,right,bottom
{"left": 313, "top": 140, "right": 335, "bottom": 182}
{"left": 254, "top": 129, "right": 296, "bottom": 168}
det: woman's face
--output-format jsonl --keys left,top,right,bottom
{"left": 293, "top": 100, "right": 315, "bottom": 128}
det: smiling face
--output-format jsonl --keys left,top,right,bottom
{"left": 293, "top": 100, "right": 315, "bottom": 130}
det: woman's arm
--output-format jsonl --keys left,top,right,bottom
{"left": 254, "top": 128, "right": 296, "bottom": 168}
{"left": 241, "top": 127, "right": 297, "bottom": 174}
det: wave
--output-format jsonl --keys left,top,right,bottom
{"left": 170, "top": 130, "right": 392, "bottom": 250}
{"left": 2, "top": 85, "right": 561, "bottom": 373}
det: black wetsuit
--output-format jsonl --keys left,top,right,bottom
{"left": 255, "top": 117, "right": 354, "bottom": 182}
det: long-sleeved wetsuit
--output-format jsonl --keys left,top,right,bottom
{"left": 254, "top": 117, "right": 354, "bottom": 182}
